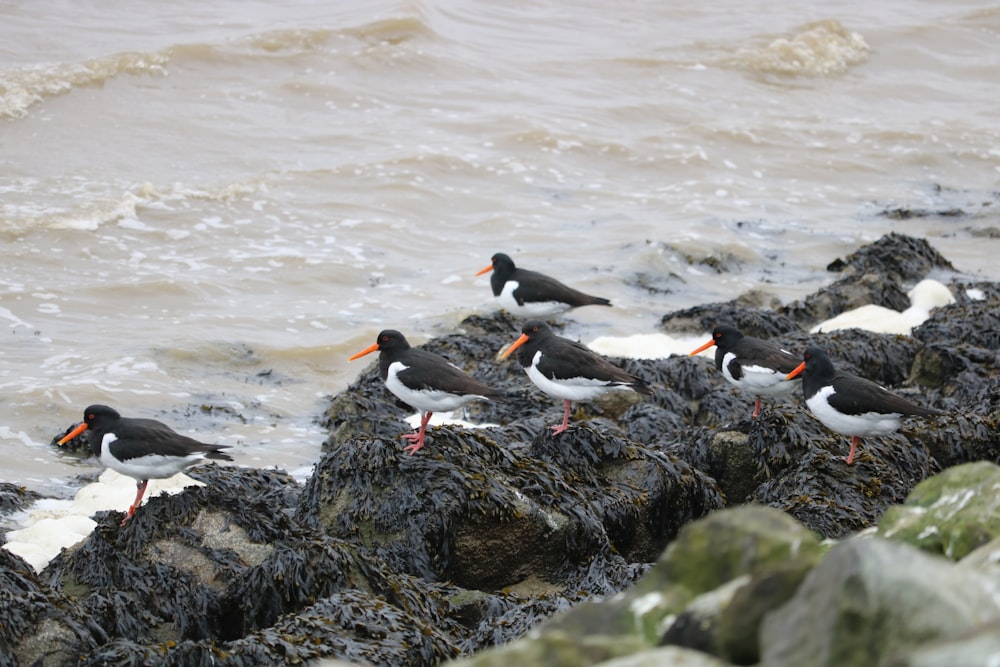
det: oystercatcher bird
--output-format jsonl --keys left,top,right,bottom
{"left": 475, "top": 252, "right": 611, "bottom": 318}
{"left": 689, "top": 325, "right": 801, "bottom": 418}
{"left": 349, "top": 329, "right": 503, "bottom": 454}
{"left": 57, "top": 404, "right": 233, "bottom": 524}
{"left": 501, "top": 320, "right": 651, "bottom": 435}
{"left": 785, "top": 346, "right": 943, "bottom": 464}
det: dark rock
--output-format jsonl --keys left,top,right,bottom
{"left": 297, "top": 424, "right": 723, "bottom": 590}
{"left": 822, "top": 232, "right": 955, "bottom": 282}
{"left": 0, "top": 483, "right": 41, "bottom": 536}
{"left": 0, "top": 546, "right": 103, "bottom": 666}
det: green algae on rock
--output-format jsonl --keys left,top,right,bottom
{"left": 877, "top": 461, "right": 1000, "bottom": 560}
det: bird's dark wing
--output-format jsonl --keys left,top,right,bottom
{"left": 537, "top": 337, "right": 645, "bottom": 389}
{"left": 512, "top": 268, "right": 610, "bottom": 307}
{"left": 828, "top": 373, "right": 941, "bottom": 417}
{"left": 109, "top": 418, "right": 231, "bottom": 461}
{"left": 741, "top": 338, "right": 802, "bottom": 374}
{"left": 403, "top": 348, "right": 501, "bottom": 397}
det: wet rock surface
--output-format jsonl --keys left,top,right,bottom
{"left": 0, "top": 483, "right": 41, "bottom": 536}
{"left": 4, "top": 232, "right": 1000, "bottom": 666}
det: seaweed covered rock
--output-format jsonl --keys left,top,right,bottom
{"left": 0, "top": 482, "right": 41, "bottom": 535}
{"left": 824, "top": 232, "right": 955, "bottom": 281}
{"left": 662, "top": 233, "right": 956, "bottom": 337}
{"left": 669, "top": 364, "right": 939, "bottom": 539}
{"left": 750, "top": 433, "right": 935, "bottom": 538}
{"left": 297, "top": 424, "right": 723, "bottom": 593}
{"left": 45, "top": 467, "right": 302, "bottom": 647}
{"left": 38, "top": 465, "right": 479, "bottom": 665}
{"left": 0, "top": 547, "right": 103, "bottom": 667}
{"left": 910, "top": 282, "right": 1000, "bottom": 393}
{"left": 320, "top": 360, "right": 416, "bottom": 445}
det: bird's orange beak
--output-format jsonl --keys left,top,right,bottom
{"left": 58, "top": 421, "right": 88, "bottom": 445}
{"left": 689, "top": 338, "right": 716, "bottom": 356}
{"left": 475, "top": 263, "right": 493, "bottom": 277}
{"left": 785, "top": 361, "right": 806, "bottom": 380}
{"left": 500, "top": 333, "right": 530, "bottom": 360}
{"left": 348, "top": 343, "right": 380, "bottom": 361}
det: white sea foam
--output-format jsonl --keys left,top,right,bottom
{"left": 588, "top": 333, "right": 707, "bottom": 360}
{"left": 403, "top": 411, "right": 499, "bottom": 430}
{"left": 810, "top": 279, "right": 955, "bottom": 335}
{"left": 3, "top": 469, "right": 206, "bottom": 571}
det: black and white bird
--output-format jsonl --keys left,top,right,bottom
{"left": 689, "top": 324, "right": 801, "bottom": 418}
{"left": 57, "top": 404, "right": 233, "bottom": 524}
{"left": 349, "top": 329, "right": 503, "bottom": 454}
{"left": 785, "top": 346, "right": 943, "bottom": 464}
{"left": 501, "top": 320, "right": 651, "bottom": 435}
{"left": 476, "top": 252, "right": 611, "bottom": 318}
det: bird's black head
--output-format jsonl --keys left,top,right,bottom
{"left": 712, "top": 324, "right": 744, "bottom": 350}
{"left": 82, "top": 404, "right": 121, "bottom": 426}
{"left": 487, "top": 252, "right": 519, "bottom": 280}
{"left": 520, "top": 319, "right": 553, "bottom": 339}
{"left": 501, "top": 319, "right": 553, "bottom": 361}
{"left": 491, "top": 253, "right": 515, "bottom": 269}
{"left": 348, "top": 329, "right": 412, "bottom": 363}
{"left": 373, "top": 330, "right": 410, "bottom": 354}
{"left": 58, "top": 404, "right": 120, "bottom": 450}
{"left": 801, "top": 346, "right": 837, "bottom": 378}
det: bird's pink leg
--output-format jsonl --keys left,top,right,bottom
{"left": 843, "top": 436, "right": 860, "bottom": 465}
{"left": 752, "top": 399, "right": 763, "bottom": 419}
{"left": 402, "top": 411, "right": 433, "bottom": 454}
{"left": 123, "top": 479, "right": 149, "bottom": 525}
{"left": 550, "top": 400, "right": 572, "bottom": 435}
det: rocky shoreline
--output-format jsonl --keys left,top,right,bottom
{"left": 2, "top": 232, "right": 998, "bottom": 666}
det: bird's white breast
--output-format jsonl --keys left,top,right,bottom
{"left": 722, "top": 352, "right": 799, "bottom": 398}
{"left": 806, "top": 386, "right": 902, "bottom": 437}
{"left": 385, "top": 361, "right": 485, "bottom": 413}
{"left": 525, "top": 351, "right": 626, "bottom": 401}
{"left": 99, "top": 432, "right": 207, "bottom": 481}
{"left": 497, "top": 281, "right": 568, "bottom": 317}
